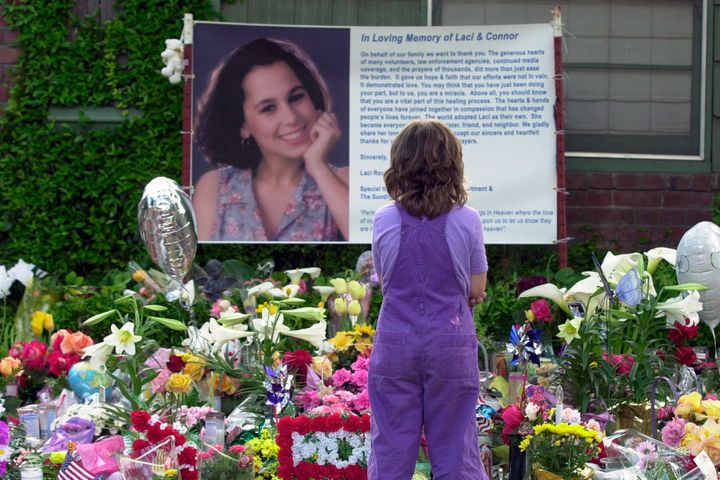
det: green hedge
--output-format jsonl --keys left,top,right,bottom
{"left": 0, "top": 0, "right": 217, "bottom": 279}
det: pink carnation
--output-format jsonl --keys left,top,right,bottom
{"left": 351, "top": 369, "right": 368, "bottom": 387}
{"left": 661, "top": 418, "right": 686, "bottom": 447}
{"left": 331, "top": 368, "right": 352, "bottom": 387}
{"left": 351, "top": 356, "right": 369, "bottom": 371}
{"left": 352, "top": 389, "right": 371, "bottom": 411}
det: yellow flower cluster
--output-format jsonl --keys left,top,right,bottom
{"left": 247, "top": 428, "right": 280, "bottom": 480}
{"left": 520, "top": 423, "right": 602, "bottom": 452}
{"left": 328, "top": 324, "right": 375, "bottom": 354}
{"left": 31, "top": 310, "right": 54, "bottom": 337}
{"left": 256, "top": 302, "right": 279, "bottom": 316}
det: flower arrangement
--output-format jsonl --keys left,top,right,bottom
{"left": 519, "top": 422, "right": 601, "bottom": 479}
{"left": 659, "top": 391, "right": 720, "bottom": 467}
{"left": 520, "top": 248, "right": 705, "bottom": 411}
{"left": 128, "top": 410, "right": 197, "bottom": 480}
{"left": 295, "top": 353, "right": 370, "bottom": 416}
{"left": 276, "top": 413, "right": 371, "bottom": 480}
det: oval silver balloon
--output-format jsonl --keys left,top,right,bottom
{"left": 138, "top": 177, "right": 197, "bottom": 280}
{"left": 676, "top": 221, "right": 720, "bottom": 330}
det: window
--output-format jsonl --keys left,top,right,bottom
{"left": 436, "top": 0, "right": 704, "bottom": 158}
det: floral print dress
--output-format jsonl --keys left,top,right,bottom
{"left": 210, "top": 166, "right": 340, "bottom": 241}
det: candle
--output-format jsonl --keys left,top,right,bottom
{"left": 555, "top": 385, "right": 564, "bottom": 424}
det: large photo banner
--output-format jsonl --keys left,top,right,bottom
{"left": 189, "top": 22, "right": 557, "bottom": 244}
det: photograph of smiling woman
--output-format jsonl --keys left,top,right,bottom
{"left": 193, "top": 37, "right": 349, "bottom": 242}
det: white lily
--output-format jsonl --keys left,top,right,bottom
{"left": 281, "top": 320, "right": 328, "bottom": 349}
{"left": 519, "top": 283, "right": 571, "bottom": 314}
{"left": 208, "top": 318, "right": 254, "bottom": 352}
{"left": 655, "top": 290, "right": 703, "bottom": 326}
{"left": 601, "top": 252, "right": 643, "bottom": 284}
{"left": 247, "top": 281, "right": 275, "bottom": 298}
{"left": 82, "top": 342, "right": 114, "bottom": 369}
{"left": 218, "top": 310, "right": 250, "bottom": 327}
{"left": 269, "top": 284, "right": 300, "bottom": 299}
{"left": 564, "top": 273, "right": 603, "bottom": 308}
{"left": 645, "top": 247, "right": 677, "bottom": 274}
{"left": 8, "top": 259, "right": 35, "bottom": 287}
{"left": 285, "top": 267, "right": 321, "bottom": 285}
{"left": 183, "top": 322, "right": 212, "bottom": 354}
{"left": 104, "top": 323, "right": 142, "bottom": 356}
{"left": 0, "top": 266, "right": 12, "bottom": 299}
{"left": 557, "top": 316, "right": 583, "bottom": 345}
{"left": 252, "top": 308, "right": 290, "bottom": 343}
{"left": 312, "top": 286, "right": 336, "bottom": 302}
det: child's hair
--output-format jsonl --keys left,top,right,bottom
{"left": 384, "top": 120, "right": 468, "bottom": 218}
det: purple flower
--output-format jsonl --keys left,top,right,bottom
{"left": 0, "top": 421, "right": 9, "bottom": 445}
{"left": 661, "top": 418, "right": 686, "bottom": 447}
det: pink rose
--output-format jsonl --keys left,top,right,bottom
{"left": 501, "top": 404, "right": 525, "bottom": 444}
{"left": 351, "top": 356, "right": 370, "bottom": 371}
{"left": 21, "top": 340, "right": 47, "bottom": 371}
{"left": 60, "top": 332, "right": 94, "bottom": 355}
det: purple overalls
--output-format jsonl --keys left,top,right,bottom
{"left": 368, "top": 206, "right": 487, "bottom": 480}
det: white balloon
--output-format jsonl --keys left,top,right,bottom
{"left": 138, "top": 177, "right": 197, "bottom": 280}
{"left": 676, "top": 221, "right": 720, "bottom": 330}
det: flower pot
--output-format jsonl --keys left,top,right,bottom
{"left": 532, "top": 469, "right": 564, "bottom": 480}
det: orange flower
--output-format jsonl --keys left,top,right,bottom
{"left": 0, "top": 356, "right": 22, "bottom": 377}
{"left": 60, "top": 332, "right": 94, "bottom": 355}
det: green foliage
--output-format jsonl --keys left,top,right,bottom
{"left": 0, "top": 0, "right": 215, "bottom": 278}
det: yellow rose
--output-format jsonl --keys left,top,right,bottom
{"left": 676, "top": 392, "right": 703, "bottom": 417}
{"left": 703, "top": 400, "right": 720, "bottom": 418}
{"left": 166, "top": 373, "right": 193, "bottom": 394}
{"left": 181, "top": 354, "right": 205, "bottom": 381}
{"left": 49, "top": 451, "right": 67, "bottom": 465}
{"left": 0, "top": 357, "right": 22, "bottom": 377}
{"left": 221, "top": 375, "right": 239, "bottom": 395}
{"left": 311, "top": 356, "right": 333, "bottom": 378}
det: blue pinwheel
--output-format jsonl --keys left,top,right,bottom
{"left": 506, "top": 323, "right": 543, "bottom": 367}
{"left": 263, "top": 364, "right": 294, "bottom": 414}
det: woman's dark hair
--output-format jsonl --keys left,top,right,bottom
{"left": 384, "top": 120, "right": 468, "bottom": 219}
{"left": 195, "top": 38, "right": 331, "bottom": 169}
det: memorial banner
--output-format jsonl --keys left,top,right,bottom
{"left": 189, "top": 22, "right": 557, "bottom": 244}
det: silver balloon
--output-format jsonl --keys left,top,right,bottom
{"left": 138, "top": 177, "right": 197, "bottom": 280}
{"left": 676, "top": 221, "right": 720, "bottom": 330}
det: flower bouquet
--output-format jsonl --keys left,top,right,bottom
{"left": 520, "top": 422, "right": 601, "bottom": 480}
{"left": 598, "top": 429, "right": 701, "bottom": 480}
{"left": 519, "top": 248, "right": 705, "bottom": 415}
{"left": 118, "top": 436, "right": 180, "bottom": 480}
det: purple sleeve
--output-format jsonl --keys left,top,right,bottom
{"left": 372, "top": 204, "right": 401, "bottom": 287}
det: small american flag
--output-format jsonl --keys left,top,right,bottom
{"left": 56, "top": 453, "right": 95, "bottom": 480}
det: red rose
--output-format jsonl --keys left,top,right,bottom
{"left": 21, "top": 340, "right": 48, "bottom": 371}
{"left": 130, "top": 410, "right": 151, "bottom": 432}
{"left": 530, "top": 299, "right": 553, "bottom": 323}
{"left": 181, "top": 469, "right": 198, "bottom": 480}
{"left": 676, "top": 346, "right": 697, "bottom": 366}
{"left": 166, "top": 355, "right": 185, "bottom": 373}
{"left": 47, "top": 352, "right": 80, "bottom": 377}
